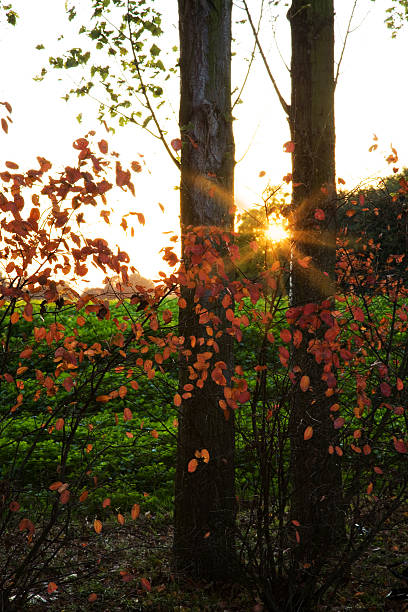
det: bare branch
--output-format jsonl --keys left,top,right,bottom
{"left": 242, "top": 0, "right": 290, "bottom": 116}
{"left": 232, "top": 0, "right": 264, "bottom": 111}
{"left": 126, "top": 2, "right": 180, "bottom": 170}
{"left": 334, "top": 0, "right": 359, "bottom": 90}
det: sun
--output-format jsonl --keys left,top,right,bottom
{"left": 265, "top": 214, "right": 289, "bottom": 243}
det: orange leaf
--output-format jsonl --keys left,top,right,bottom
{"left": 94, "top": 519, "right": 102, "bottom": 534}
{"left": 140, "top": 577, "right": 151, "bottom": 592}
{"left": 55, "top": 418, "right": 64, "bottom": 431}
{"left": 283, "top": 140, "right": 295, "bottom": 153}
{"left": 79, "top": 490, "right": 89, "bottom": 502}
{"left": 300, "top": 375, "right": 310, "bottom": 392}
{"left": 47, "top": 582, "right": 58, "bottom": 594}
{"left": 297, "top": 256, "right": 312, "bottom": 269}
{"left": 174, "top": 393, "right": 182, "bottom": 407}
{"left": 49, "top": 481, "right": 63, "bottom": 491}
{"left": 280, "top": 329, "right": 292, "bottom": 343}
{"left": 188, "top": 458, "right": 198, "bottom": 473}
{"left": 201, "top": 448, "right": 210, "bottom": 463}
{"left": 366, "top": 482, "right": 373, "bottom": 495}
{"left": 10, "top": 312, "right": 19, "bottom": 324}
{"left": 303, "top": 426, "right": 313, "bottom": 440}
{"left": 60, "top": 489, "right": 70, "bottom": 504}
{"left": 151, "top": 429, "right": 159, "bottom": 439}
{"left": 98, "top": 139, "right": 108, "bottom": 154}
{"left": 131, "top": 503, "right": 140, "bottom": 520}
{"left": 117, "top": 513, "right": 125, "bottom": 525}
{"left": 88, "top": 593, "right": 98, "bottom": 603}
{"left": 1, "top": 118, "right": 8, "bottom": 133}
{"left": 397, "top": 377, "right": 404, "bottom": 391}
{"left": 102, "top": 498, "right": 111, "bottom": 508}
{"left": 123, "top": 407, "right": 133, "bottom": 421}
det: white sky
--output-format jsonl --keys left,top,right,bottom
{"left": 0, "top": 0, "right": 407, "bottom": 285}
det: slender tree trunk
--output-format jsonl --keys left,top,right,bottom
{"left": 288, "top": 0, "right": 345, "bottom": 563}
{"left": 173, "top": 0, "right": 236, "bottom": 580}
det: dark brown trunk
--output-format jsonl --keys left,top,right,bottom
{"left": 288, "top": 0, "right": 345, "bottom": 563}
{"left": 174, "top": 0, "right": 236, "bottom": 580}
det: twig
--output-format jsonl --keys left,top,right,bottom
{"left": 126, "top": 1, "right": 180, "bottom": 170}
{"left": 334, "top": 0, "right": 359, "bottom": 89}
{"left": 242, "top": 0, "right": 290, "bottom": 117}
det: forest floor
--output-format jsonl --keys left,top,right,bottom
{"left": 13, "top": 505, "right": 408, "bottom": 611}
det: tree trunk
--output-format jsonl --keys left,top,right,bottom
{"left": 288, "top": 0, "right": 345, "bottom": 564}
{"left": 173, "top": 0, "right": 236, "bottom": 580}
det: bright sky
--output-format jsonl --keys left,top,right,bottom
{"left": 0, "top": 0, "right": 407, "bottom": 286}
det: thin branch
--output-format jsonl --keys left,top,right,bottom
{"left": 126, "top": 2, "right": 180, "bottom": 170}
{"left": 242, "top": 0, "right": 290, "bottom": 116}
{"left": 334, "top": 0, "right": 359, "bottom": 89}
{"left": 232, "top": 0, "right": 264, "bottom": 111}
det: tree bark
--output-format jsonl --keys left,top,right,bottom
{"left": 174, "top": 0, "right": 236, "bottom": 580}
{"left": 288, "top": 0, "right": 345, "bottom": 563}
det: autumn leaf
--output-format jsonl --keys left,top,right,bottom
{"left": 314, "top": 208, "right": 325, "bottom": 221}
{"left": 303, "top": 426, "right": 313, "bottom": 440}
{"left": 283, "top": 140, "right": 295, "bottom": 153}
{"left": 393, "top": 437, "right": 408, "bottom": 454}
{"left": 300, "top": 375, "right": 310, "bottom": 392}
{"left": 47, "top": 582, "right": 58, "bottom": 594}
{"left": 187, "top": 458, "right": 198, "bottom": 473}
{"left": 280, "top": 329, "right": 292, "bottom": 343}
{"left": 117, "top": 513, "right": 125, "bottom": 525}
{"left": 98, "top": 139, "right": 108, "bottom": 154}
{"left": 88, "top": 593, "right": 98, "bottom": 603}
{"left": 94, "top": 519, "right": 102, "bottom": 534}
{"left": 102, "top": 498, "right": 111, "bottom": 508}
{"left": 131, "top": 503, "right": 140, "bottom": 520}
{"left": 1, "top": 118, "right": 8, "bottom": 133}
{"left": 140, "top": 577, "right": 151, "bottom": 592}
{"left": 174, "top": 393, "right": 182, "bottom": 407}
{"left": 55, "top": 418, "right": 64, "bottom": 431}
{"left": 297, "top": 256, "right": 312, "bottom": 268}
{"left": 171, "top": 138, "right": 182, "bottom": 152}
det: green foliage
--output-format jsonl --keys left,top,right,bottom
{"left": 40, "top": 0, "right": 175, "bottom": 132}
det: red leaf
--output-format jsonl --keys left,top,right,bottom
{"left": 49, "top": 481, "right": 63, "bottom": 491}
{"left": 1, "top": 118, "right": 8, "bottom": 133}
{"left": 55, "top": 418, "right": 64, "bottom": 431}
{"left": 314, "top": 208, "right": 325, "bottom": 221}
{"left": 98, "top": 139, "right": 108, "bottom": 154}
{"left": 140, "top": 577, "right": 151, "bottom": 592}
{"left": 303, "top": 426, "right": 313, "bottom": 440}
{"left": 280, "top": 329, "right": 292, "bottom": 343}
{"left": 9, "top": 501, "right": 20, "bottom": 512}
{"left": 102, "top": 498, "right": 111, "bottom": 508}
{"left": 47, "top": 582, "right": 58, "bottom": 594}
{"left": 73, "top": 138, "right": 88, "bottom": 150}
{"left": 393, "top": 437, "right": 408, "bottom": 454}
{"left": 171, "top": 138, "right": 182, "bottom": 152}
{"left": 59, "top": 490, "right": 70, "bottom": 504}
{"left": 283, "top": 141, "right": 295, "bottom": 153}
{"left": 88, "top": 593, "right": 98, "bottom": 603}
{"left": 397, "top": 378, "right": 404, "bottom": 391}
{"left": 352, "top": 307, "right": 364, "bottom": 322}
{"left": 333, "top": 417, "right": 345, "bottom": 429}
